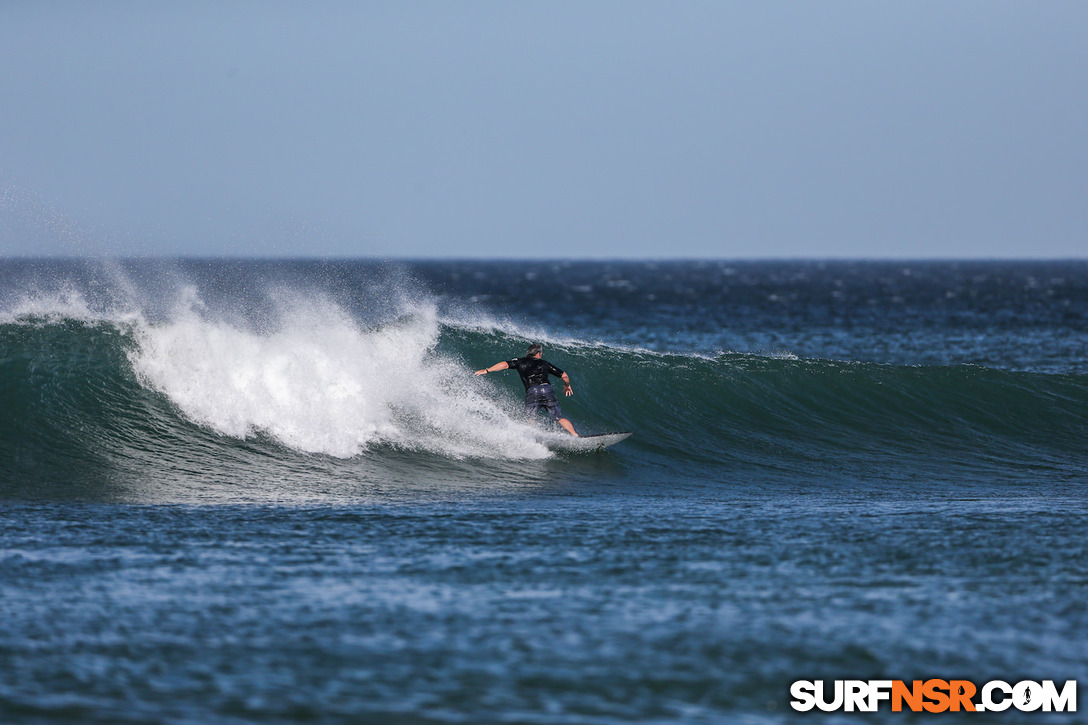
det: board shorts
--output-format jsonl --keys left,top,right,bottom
{"left": 524, "top": 383, "right": 565, "bottom": 421}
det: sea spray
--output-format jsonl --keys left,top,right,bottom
{"left": 128, "top": 289, "right": 550, "bottom": 459}
{"left": 0, "top": 260, "right": 554, "bottom": 465}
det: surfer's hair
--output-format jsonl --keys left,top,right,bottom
{"left": 527, "top": 343, "right": 543, "bottom": 357}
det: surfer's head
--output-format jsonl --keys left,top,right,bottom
{"left": 527, "top": 343, "right": 543, "bottom": 358}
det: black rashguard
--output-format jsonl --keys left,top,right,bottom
{"left": 506, "top": 357, "right": 565, "bottom": 390}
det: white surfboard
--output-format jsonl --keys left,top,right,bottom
{"left": 545, "top": 431, "right": 633, "bottom": 452}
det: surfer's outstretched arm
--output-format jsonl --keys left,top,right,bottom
{"left": 560, "top": 372, "right": 573, "bottom": 396}
{"left": 474, "top": 361, "right": 510, "bottom": 376}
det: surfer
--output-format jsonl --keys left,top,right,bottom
{"left": 475, "top": 343, "right": 578, "bottom": 436}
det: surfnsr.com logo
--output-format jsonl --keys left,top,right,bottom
{"left": 790, "top": 680, "right": 1077, "bottom": 713}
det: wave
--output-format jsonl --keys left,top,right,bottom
{"left": 1, "top": 263, "right": 1085, "bottom": 497}
{"left": 444, "top": 323, "right": 1087, "bottom": 475}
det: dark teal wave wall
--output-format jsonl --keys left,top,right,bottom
{"left": 3, "top": 318, "right": 1085, "bottom": 499}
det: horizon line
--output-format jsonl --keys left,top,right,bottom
{"left": 4, "top": 254, "right": 1088, "bottom": 264}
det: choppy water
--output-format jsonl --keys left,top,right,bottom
{"left": 1, "top": 259, "right": 1085, "bottom": 723}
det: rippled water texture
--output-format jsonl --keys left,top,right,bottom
{"left": 1, "top": 260, "right": 1085, "bottom": 723}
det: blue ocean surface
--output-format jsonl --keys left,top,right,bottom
{"left": 1, "top": 259, "right": 1086, "bottom": 723}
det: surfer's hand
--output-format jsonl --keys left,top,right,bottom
{"left": 474, "top": 369, "right": 487, "bottom": 376}
{"left": 564, "top": 385, "right": 573, "bottom": 396}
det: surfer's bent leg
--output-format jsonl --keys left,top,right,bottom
{"left": 523, "top": 384, "right": 576, "bottom": 435}
{"left": 557, "top": 417, "right": 578, "bottom": 436}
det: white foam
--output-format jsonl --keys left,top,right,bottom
{"left": 128, "top": 288, "right": 551, "bottom": 460}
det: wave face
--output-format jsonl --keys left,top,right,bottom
{"left": 1, "top": 259, "right": 1086, "bottom": 500}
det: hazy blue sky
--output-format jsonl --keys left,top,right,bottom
{"left": 2, "top": 2, "right": 1085, "bottom": 258}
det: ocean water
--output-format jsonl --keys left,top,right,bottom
{"left": 1, "top": 258, "right": 1085, "bottom": 723}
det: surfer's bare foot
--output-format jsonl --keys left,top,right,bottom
{"left": 559, "top": 418, "right": 578, "bottom": 436}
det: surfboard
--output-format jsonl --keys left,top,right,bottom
{"left": 545, "top": 431, "right": 632, "bottom": 452}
